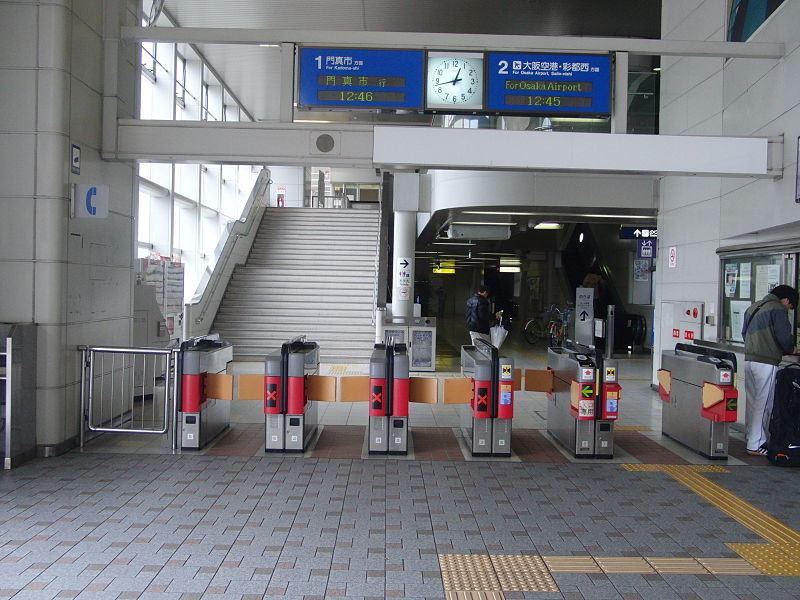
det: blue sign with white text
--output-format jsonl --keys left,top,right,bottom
{"left": 486, "top": 52, "right": 611, "bottom": 115}
{"left": 298, "top": 47, "right": 424, "bottom": 110}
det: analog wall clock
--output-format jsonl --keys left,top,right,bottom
{"left": 425, "top": 51, "right": 484, "bottom": 111}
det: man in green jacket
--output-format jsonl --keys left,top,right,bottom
{"left": 741, "top": 284, "right": 798, "bottom": 455}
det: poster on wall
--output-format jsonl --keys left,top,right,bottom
{"left": 730, "top": 299, "right": 750, "bottom": 342}
{"left": 724, "top": 263, "right": 738, "bottom": 297}
{"left": 633, "top": 259, "right": 650, "bottom": 282}
{"left": 739, "top": 262, "right": 751, "bottom": 298}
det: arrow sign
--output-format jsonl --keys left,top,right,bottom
{"left": 579, "top": 310, "right": 589, "bottom": 321}
{"left": 581, "top": 384, "right": 594, "bottom": 398}
{"left": 399, "top": 259, "right": 409, "bottom": 269}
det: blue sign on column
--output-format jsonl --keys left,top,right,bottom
{"left": 298, "top": 47, "right": 424, "bottom": 110}
{"left": 637, "top": 238, "right": 657, "bottom": 259}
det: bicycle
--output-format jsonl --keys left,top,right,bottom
{"left": 546, "top": 307, "right": 573, "bottom": 347}
{"left": 523, "top": 313, "right": 547, "bottom": 344}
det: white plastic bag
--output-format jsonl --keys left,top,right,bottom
{"left": 490, "top": 324, "right": 508, "bottom": 348}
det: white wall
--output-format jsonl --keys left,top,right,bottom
{"left": 0, "top": 0, "right": 139, "bottom": 450}
{"left": 655, "top": 1, "right": 799, "bottom": 384}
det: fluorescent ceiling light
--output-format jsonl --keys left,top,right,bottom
{"left": 463, "top": 211, "right": 654, "bottom": 219}
{"left": 450, "top": 221, "right": 512, "bottom": 226}
{"left": 534, "top": 222, "right": 563, "bottom": 229}
{"left": 499, "top": 266, "right": 521, "bottom": 273}
{"left": 432, "top": 268, "right": 455, "bottom": 274}
{"left": 433, "top": 242, "right": 477, "bottom": 246}
{"left": 550, "top": 117, "right": 607, "bottom": 123}
{"left": 259, "top": 43, "right": 280, "bottom": 47}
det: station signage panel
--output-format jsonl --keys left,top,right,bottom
{"left": 297, "top": 47, "right": 424, "bottom": 110}
{"left": 485, "top": 52, "right": 611, "bottom": 115}
{"left": 619, "top": 226, "right": 657, "bottom": 239}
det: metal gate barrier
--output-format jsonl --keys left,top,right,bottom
{"left": 79, "top": 345, "right": 180, "bottom": 450}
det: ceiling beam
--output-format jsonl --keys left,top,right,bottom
{"left": 121, "top": 27, "right": 784, "bottom": 59}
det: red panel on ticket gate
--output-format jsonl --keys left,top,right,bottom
{"left": 264, "top": 376, "right": 281, "bottom": 414}
{"left": 570, "top": 381, "right": 596, "bottom": 420}
{"left": 392, "top": 377, "right": 409, "bottom": 418}
{"left": 701, "top": 384, "right": 738, "bottom": 423}
{"left": 600, "top": 382, "right": 620, "bottom": 420}
{"left": 286, "top": 376, "right": 305, "bottom": 415}
{"left": 370, "top": 378, "right": 386, "bottom": 416}
{"left": 473, "top": 380, "right": 492, "bottom": 418}
{"left": 497, "top": 381, "right": 514, "bottom": 419}
{"left": 182, "top": 373, "right": 205, "bottom": 413}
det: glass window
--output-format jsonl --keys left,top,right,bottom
{"left": 727, "top": 0, "right": 786, "bottom": 42}
{"left": 719, "top": 250, "right": 798, "bottom": 344}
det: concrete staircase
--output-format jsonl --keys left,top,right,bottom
{"left": 212, "top": 207, "right": 380, "bottom": 363}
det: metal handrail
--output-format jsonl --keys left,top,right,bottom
{"left": 184, "top": 168, "right": 271, "bottom": 338}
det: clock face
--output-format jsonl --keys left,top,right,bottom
{"left": 426, "top": 53, "right": 484, "bottom": 110}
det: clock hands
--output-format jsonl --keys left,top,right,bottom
{"left": 440, "top": 68, "right": 463, "bottom": 86}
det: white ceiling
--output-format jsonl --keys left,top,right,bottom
{"left": 159, "top": 0, "right": 661, "bottom": 121}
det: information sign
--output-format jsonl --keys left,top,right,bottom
{"left": 485, "top": 52, "right": 611, "bottom": 115}
{"left": 298, "top": 47, "right": 424, "bottom": 110}
{"left": 619, "top": 226, "right": 657, "bottom": 239}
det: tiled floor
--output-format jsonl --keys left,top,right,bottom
{"left": 3, "top": 334, "right": 800, "bottom": 599}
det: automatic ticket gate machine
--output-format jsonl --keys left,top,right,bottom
{"left": 658, "top": 343, "right": 737, "bottom": 459}
{"left": 368, "top": 342, "right": 410, "bottom": 455}
{"left": 264, "top": 337, "right": 320, "bottom": 452}
{"left": 461, "top": 340, "right": 514, "bottom": 457}
{"left": 547, "top": 345, "right": 620, "bottom": 458}
{"left": 180, "top": 335, "right": 234, "bottom": 450}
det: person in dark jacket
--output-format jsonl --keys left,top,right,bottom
{"left": 741, "top": 284, "right": 798, "bottom": 455}
{"left": 465, "top": 285, "right": 494, "bottom": 344}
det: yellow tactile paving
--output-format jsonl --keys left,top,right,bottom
{"left": 667, "top": 468, "right": 800, "bottom": 547}
{"left": 698, "top": 558, "right": 762, "bottom": 575}
{"left": 595, "top": 556, "right": 654, "bottom": 573}
{"left": 543, "top": 555, "right": 602, "bottom": 573}
{"left": 439, "top": 554, "right": 502, "bottom": 592}
{"left": 620, "top": 464, "right": 800, "bottom": 576}
{"left": 490, "top": 555, "right": 559, "bottom": 592}
{"left": 445, "top": 592, "right": 505, "bottom": 600}
{"left": 646, "top": 557, "right": 708, "bottom": 574}
{"left": 728, "top": 543, "right": 800, "bottom": 576}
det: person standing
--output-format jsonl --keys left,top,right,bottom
{"left": 465, "top": 285, "right": 494, "bottom": 345}
{"left": 741, "top": 284, "right": 798, "bottom": 455}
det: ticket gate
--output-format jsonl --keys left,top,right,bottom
{"left": 547, "top": 345, "right": 620, "bottom": 458}
{"left": 461, "top": 340, "right": 514, "bottom": 457}
{"left": 180, "top": 335, "right": 234, "bottom": 450}
{"left": 264, "top": 337, "right": 319, "bottom": 452}
{"left": 658, "top": 343, "right": 737, "bottom": 459}
{"left": 368, "top": 342, "right": 410, "bottom": 455}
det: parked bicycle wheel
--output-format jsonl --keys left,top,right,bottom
{"left": 523, "top": 318, "right": 544, "bottom": 344}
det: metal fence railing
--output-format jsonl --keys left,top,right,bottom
{"left": 78, "top": 345, "right": 180, "bottom": 450}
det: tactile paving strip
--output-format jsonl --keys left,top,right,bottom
{"left": 445, "top": 592, "right": 505, "bottom": 600}
{"left": 621, "top": 464, "right": 729, "bottom": 473}
{"left": 543, "top": 556, "right": 602, "bottom": 573}
{"left": 439, "top": 554, "right": 502, "bottom": 592}
{"left": 490, "top": 555, "right": 559, "bottom": 592}
{"left": 728, "top": 543, "right": 800, "bottom": 576}
{"left": 595, "top": 556, "right": 655, "bottom": 573}
{"left": 646, "top": 557, "right": 708, "bottom": 574}
{"left": 698, "top": 558, "right": 761, "bottom": 575}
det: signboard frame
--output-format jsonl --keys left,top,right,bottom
{"left": 485, "top": 52, "right": 612, "bottom": 116}
{"left": 297, "top": 47, "right": 425, "bottom": 111}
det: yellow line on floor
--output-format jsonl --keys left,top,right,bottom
{"left": 621, "top": 464, "right": 800, "bottom": 576}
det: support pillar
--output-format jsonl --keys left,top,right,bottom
{"left": 392, "top": 210, "right": 416, "bottom": 318}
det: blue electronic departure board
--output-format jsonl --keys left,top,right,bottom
{"left": 486, "top": 52, "right": 612, "bottom": 116}
{"left": 298, "top": 47, "right": 424, "bottom": 110}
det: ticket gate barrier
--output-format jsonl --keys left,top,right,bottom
{"left": 368, "top": 342, "right": 410, "bottom": 455}
{"left": 547, "top": 345, "right": 620, "bottom": 458}
{"left": 264, "top": 337, "right": 320, "bottom": 452}
{"left": 461, "top": 339, "right": 514, "bottom": 457}
{"left": 658, "top": 343, "right": 737, "bottom": 459}
{"left": 180, "top": 335, "right": 234, "bottom": 450}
